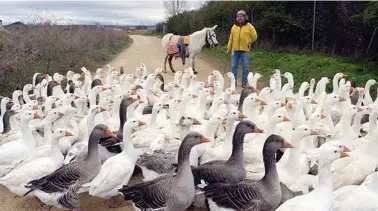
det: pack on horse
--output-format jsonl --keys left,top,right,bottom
{"left": 161, "top": 25, "right": 219, "bottom": 74}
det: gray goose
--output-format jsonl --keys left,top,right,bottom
{"left": 119, "top": 132, "right": 209, "bottom": 211}
{"left": 23, "top": 124, "right": 116, "bottom": 210}
{"left": 191, "top": 120, "right": 263, "bottom": 185}
{"left": 202, "top": 134, "right": 294, "bottom": 211}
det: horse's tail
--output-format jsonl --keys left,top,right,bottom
{"left": 161, "top": 33, "right": 174, "bottom": 52}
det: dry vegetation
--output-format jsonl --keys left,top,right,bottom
{"left": 0, "top": 20, "right": 130, "bottom": 96}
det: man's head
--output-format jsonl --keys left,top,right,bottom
{"left": 236, "top": 10, "right": 248, "bottom": 24}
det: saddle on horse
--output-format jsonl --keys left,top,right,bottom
{"left": 168, "top": 35, "right": 190, "bottom": 65}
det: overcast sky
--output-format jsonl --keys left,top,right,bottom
{"left": 0, "top": 1, "right": 204, "bottom": 25}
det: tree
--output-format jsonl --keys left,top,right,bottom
{"left": 163, "top": 0, "right": 188, "bottom": 18}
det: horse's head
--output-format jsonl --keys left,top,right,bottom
{"left": 206, "top": 25, "right": 219, "bottom": 48}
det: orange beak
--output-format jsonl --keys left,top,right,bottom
{"left": 193, "top": 119, "right": 201, "bottom": 125}
{"left": 260, "top": 100, "right": 267, "bottom": 106}
{"left": 132, "top": 98, "right": 139, "bottom": 102}
{"left": 74, "top": 95, "right": 79, "bottom": 100}
{"left": 253, "top": 127, "right": 263, "bottom": 133}
{"left": 33, "top": 113, "right": 40, "bottom": 119}
{"left": 310, "top": 130, "right": 319, "bottom": 135}
{"left": 283, "top": 140, "right": 295, "bottom": 148}
{"left": 311, "top": 99, "right": 317, "bottom": 104}
{"left": 100, "top": 107, "right": 106, "bottom": 112}
{"left": 210, "top": 90, "right": 215, "bottom": 95}
{"left": 138, "top": 121, "right": 146, "bottom": 126}
{"left": 65, "top": 131, "right": 73, "bottom": 136}
{"left": 200, "top": 136, "right": 210, "bottom": 143}
{"left": 340, "top": 151, "right": 349, "bottom": 158}
{"left": 321, "top": 113, "right": 326, "bottom": 119}
{"left": 192, "top": 94, "right": 198, "bottom": 99}
{"left": 231, "top": 90, "right": 237, "bottom": 95}
{"left": 174, "top": 84, "right": 180, "bottom": 88}
{"left": 339, "top": 97, "right": 346, "bottom": 102}
{"left": 342, "top": 73, "right": 347, "bottom": 78}
{"left": 239, "top": 113, "right": 247, "bottom": 119}
{"left": 357, "top": 107, "right": 364, "bottom": 112}
{"left": 105, "top": 129, "right": 116, "bottom": 137}
{"left": 342, "top": 146, "right": 351, "bottom": 153}
{"left": 283, "top": 116, "right": 290, "bottom": 122}
{"left": 287, "top": 103, "right": 293, "bottom": 109}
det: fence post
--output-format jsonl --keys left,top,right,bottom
{"left": 312, "top": 0, "right": 316, "bottom": 52}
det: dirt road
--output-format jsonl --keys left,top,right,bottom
{"left": 0, "top": 35, "right": 220, "bottom": 211}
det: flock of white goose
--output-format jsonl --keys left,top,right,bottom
{"left": 0, "top": 63, "right": 377, "bottom": 211}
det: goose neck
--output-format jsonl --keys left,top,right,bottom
{"left": 149, "top": 108, "right": 158, "bottom": 127}
{"left": 43, "top": 121, "right": 53, "bottom": 145}
{"left": 176, "top": 142, "right": 195, "bottom": 177}
{"left": 12, "top": 95, "right": 20, "bottom": 106}
{"left": 225, "top": 119, "right": 236, "bottom": 146}
{"left": 227, "top": 130, "right": 246, "bottom": 163}
{"left": 317, "top": 160, "right": 333, "bottom": 190}
{"left": 283, "top": 135, "right": 302, "bottom": 176}
{"left": 20, "top": 119, "right": 36, "bottom": 148}
{"left": 84, "top": 133, "right": 100, "bottom": 161}
{"left": 332, "top": 77, "right": 339, "bottom": 93}
{"left": 89, "top": 92, "right": 97, "bottom": 106}
{"left": 23, "top": 90, "right": 31, "bottom": 104}
{"left": 179, "top": 125, "right": 190, "bottom": 141}
{"left": 1, "top": 112, "right": 12, "bottom": 134}
{"left": 262, "top": 148, "right": 279, "bottom": 183}
{"left": 122, "top": 126, "right": 136, "bottom": 155}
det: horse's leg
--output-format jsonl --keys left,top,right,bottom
{"left": 163, "top": 54, "right": 169, "bottom": 73}
{"left": 168, "top": 55, "right": 175, "bottom": 73}
{"left": 190, "top": 53, "right": 197, "bottom": 74}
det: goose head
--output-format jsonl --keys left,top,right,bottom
{"left": 159, "top": 94, "right": 170, "bottom": 105}
{"left": 40, "top": 109, "right": 64, "bottom": 125}
{"left": 152, "top": 103, "right": 164, "bottom": 113}
{"left": 366, "top": 79, "right": 378, "bottom": 89}
{"left": 66, "top": 71, "right": 75, "bottom": 80}
{"left": 23, "top": 84, "right": 35, "bottom": 92}
{"left": 227, "top": 72, "right": 235, "bottom": 80}
{"left": 20, "top": 110, "right": 40, "bottom": 122}
{"left": 208, "top": 114, "right": 224, "bottom": 126}
{"left": 165, "top": 82, "right": 177, "bottom": 91}
{"left": 182, "top": 93, "right": 197, "bottom": 103}
{"left": 1, "top": 97, "right": 11, "bottom": 106}
{"left": 11, "top": 104, "right": 21, "bottom": 112}
{"left": 310, "top": 78, "right": 316, "bottom": 88}
{"left": 244, "top": 95, "right": 266, "bottom": 107}
{"left": 299, "top": 82, "right": 310, "bottom": 93}
{"left": 96, "top": 68, "right": 103, "bottom": 76}
{"left": 45, "top": 96, "right": 57, "bottom": 105}
{"left": 179, "top": 116, "right": 201, "bottom": 127}
{"left": 91, "top": 86, "right": 108, "bottom": 95}
{"left": 201, "top": 88, "right": 214, "bottom": 98}
{"left": 319, "top": 147, "right": 349, "bottom": 165}
{"left": 283, "top": 72, "right": 293, "bottom": 80}
{"left": 212, "top": 96, "right": 227, "bottom": 106}
{"left": 226, "top": 109, "right": 247, "bottom": 121}
{"left": 53, "top": 73, "right": 65, "bottom": 83}
{"left": 327, "top": 93, "right": 346, "bottom": 104}
{"left": 334, "top": 72, "right": 347, "bottom": 81}
{"left": 291, "top": 125, "right": 319, "bottom": 141}
{"left": 301, "top": 96, "right": 318, "bottom": 105}
{"left": 270, "top": 113, "right": 290, "bottom": 124}
{"left": 213, "top": 81, "right": 222, "bottom": 92}
{"left": 265, "top": 134, "right": 295, "bottom": 150}
{"left": 169, "top": 99, "right": 182, "bottom": 110}
{"left": 52, "top": 129, "right": 73, "bottom": 140}
{"left": 12, "top": 90, "right": 23, "bottom": 98}
{"left": 268, "top": 101, "right": 286, "bottom": 111}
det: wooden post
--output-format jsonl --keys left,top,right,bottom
{"left": 367, "top": 26, "right": 377, "bottom": 54}
{"left": 312, "top": 0, "right": 316, "bottom": 51}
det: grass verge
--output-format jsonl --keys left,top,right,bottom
{"left": 203, "top": 45, "right": 378, "bottom": 92}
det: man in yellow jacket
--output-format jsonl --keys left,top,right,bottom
{"left": 227, "top": 10, "right": 258, "bottom": 87}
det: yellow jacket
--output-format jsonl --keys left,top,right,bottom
{"left": 227, "top": 23, "right": 257, "bottom": 52}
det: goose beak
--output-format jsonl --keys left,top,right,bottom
{"left": 231, "top": 90, "right": 237, "bottom": 95}
{"left": 105, "top": 129, "right": 116, "bottom": 137}
{"left": 163, "top": 104, "right": 169, "bottom": 109}
{"left": 321, "top": 113, "right": 327, "bottom": 119}
{"left": 169, "top": 96, "right": 174, "bottom": 99}
{"left": 280, "top": 103, "right": 286, "bottom": 107}
{"left": 283, "top": 116, "right": 290, "bottom": 122}
{"left": 58, "top": 112, "right": 64, "bottom": 117}
{"left": 138, "top": 121, "right": 146, "bottom": 126}
{"left": 238, "top": 113, "right": 247, "bottom": 119}
{"left": 139, "top": 100, "right": 145, "bottom": 103}
{"left": 253, "top": 127, "right": 263, "bottom": 133}
{"left": 192, "top": 94, "right": 198, "bottom": 99}
{"left": 100, "top": 107, "right": 106, "bottom": 112}
{"left": 65, "top": 131, "right": 73, "bottom": 136}
{"left": 101, "top": 87, "right": 107, "bottom": 91}
{"left": 193, "top": 119, "right": 201, "bottom": 125}
{"left": 44, "top": 74, "right": 49, "bottom": 79}
{"left": 283, "top": 140, "right": 295, "bottom": 148}
{"left": 33, "top": 113, "right": 40, "bottom": 119}
{"left": 287, "top": 103, "right": 293, "bottom": 109}
{"left": 350, "top": 87, "right": 356, "bottom": 97}
{"left": 340, "top": 151, "right": 349, "bottom": 158}
{"left": 222, "top": 119, "right": 227, "bottom": 125}
{"left": 210, "top": 90, "right": 215, "bottom": 95}
{"left": 33, "top": 105, "right": 39, "bottom": 110}
{"left": 131, "top": 89, "right": 137, "bottom": 95}
{"left": 208, "top": 83, "right": 214, "bottom": 87}
{"left": 174, "top": 84, "right": 180, "bottom": 88}
{"left": 260, "top": 100, "right": 267, "bottom": 106}
{"left": 339, "top": 97, "right": 346, "bottom": 102}
{"left": 132, "top": 98, "right": 139, "bottom": 102}
{"left": 342, "top": 146, "right": 351, "bottom": 153}
{"left": 252, "top": 87, "right": 259, "bottom": 93}
{"left": 342, "top": 73, "right": 347, "bottom": 78}
{"left": 200, "top": 136, "right": 210, "bottom": 143}
{"left": 357, "top": 107, "right": 364, "bottom": 112}
{"left": 310, "top": 130, "right": 319, "bottom": 135}
{"left": 74, "top": 95, "right": 80, "bottom": 100}
{"left": 311, "top": 99, "right": 318, "bottom": 104}
{"left": 133, "top": 75, "right": 137, "bottom": 79}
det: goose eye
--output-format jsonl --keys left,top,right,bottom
{"left": 334, "top": 150, "right": 337, "bottom": 153}
{"left": 334, "top": 96, "right": 337, "bottom": 98}
{"left": 305, "top": 128, "right": 308, "bottom": 131}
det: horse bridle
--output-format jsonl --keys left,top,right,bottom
{"left": 206, "top": 30, "right": 217, "bottom": 47}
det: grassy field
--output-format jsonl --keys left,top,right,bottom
{"left": 203, "top": 45, "right": 378, "bottom": 92}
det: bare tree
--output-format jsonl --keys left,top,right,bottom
{"left": 163, "top": 0, "right": 188, "bottom": 17}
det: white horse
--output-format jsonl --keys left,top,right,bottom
{"left": 161, "top": 25, "right": 219, "bottom": 74}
